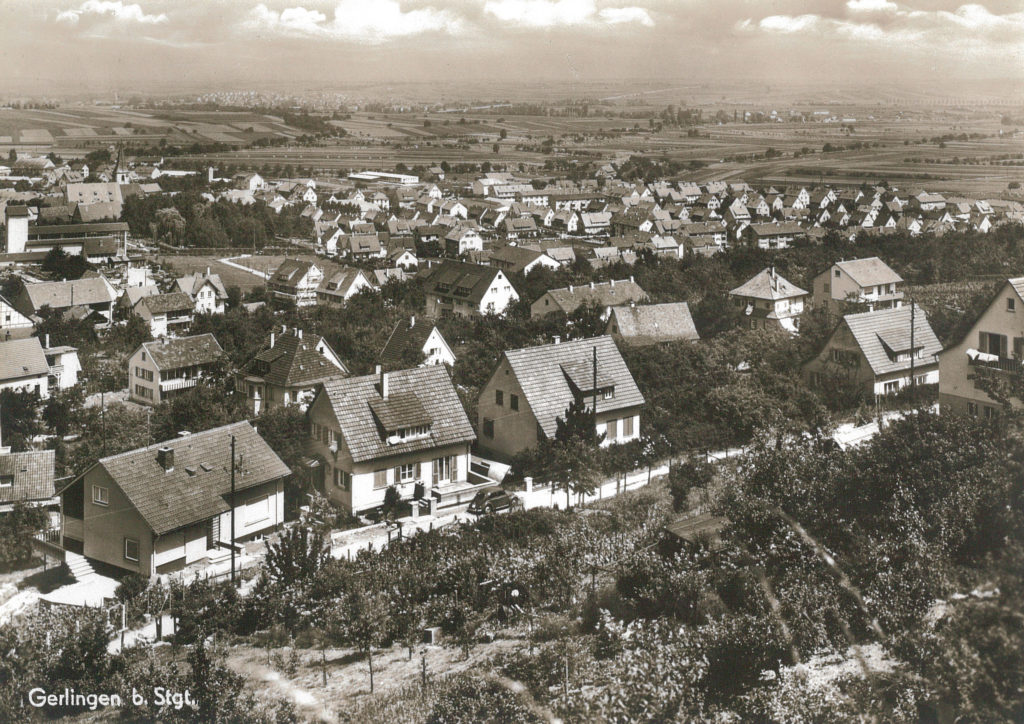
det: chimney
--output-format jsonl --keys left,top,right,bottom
{"left": 379, "top": 365, "right": 389, "bottom": 399}
{"left": 553, "top": 335, "right": 561, "bottom": 345}
{"left": 629, "top": 275, "right": 634, "bottom": 283}
{"left": 610, "top": 279, "right": 615, "bottom": 288}
{"left": 157, "top": 446, "right": 174, "bottom": 472}
{"left": 569, "top": 284, "right": 574, "bottom": 293}
{"left": 177, "top": 430, "right": 190, "bottom": 438}
{"left": 410, "top": 315, "right": 416, "bottom": 328}
{"left": 590, "top": 281, "right": 595, "bottom": 289}
{"left": 297, "top": 328, "right": 303, "bottom": 340}
{"left": 45, "top": 333, "right": 50, "bottom": 349}
{"left": 206, "top": 266, "right": 210, "bottom": 276}
{"left": 270, "top": 332, "right": 275, "bottom": 348}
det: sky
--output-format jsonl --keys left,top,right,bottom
{"left": 0, "top": 0, "right": 1022, "bottom": 95}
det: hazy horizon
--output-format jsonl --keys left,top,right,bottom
{"left": 1, "top": 0, "right": 1022, "bottom": 99}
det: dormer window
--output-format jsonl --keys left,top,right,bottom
{"left": 603, "top": 387, "right": 615, "bottom": 400}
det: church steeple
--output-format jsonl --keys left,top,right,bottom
{"left": 114, "top": 144, "right": 130, "bottom": 185}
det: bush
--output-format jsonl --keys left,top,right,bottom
{"left": 425, "top": 675, "right": 542, "bottom": 724}
{"left": 667, "top": 459, "right": 714, "bottom": 512}
{"left": 115, "top": 573, "right": 149, "bottom": 604}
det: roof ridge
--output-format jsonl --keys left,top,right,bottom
{"left": 99, "top": 420, "right": 251, "bottom": 464}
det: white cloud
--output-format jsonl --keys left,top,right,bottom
{"left": 757, "top": 14, "right": 819, "bottom": 33}
{"left": 247, "top": 1, "right": 463, "bottom": 42}
{"left": 598, "top": 6, "right": 653, "bottom": 26}
{"left": 846, "top": 0, "right": 897, "bottom": 13}
{"left": 483, "top": 0, "right": 654, "bottom": 28}
{"left": 56, "top": 0, "right": 168, "bottom": 25}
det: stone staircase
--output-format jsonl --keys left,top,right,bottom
{"left": 65, "top": 551, "right": 97, "bottom": 581}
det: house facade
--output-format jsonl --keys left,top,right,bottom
{"left": 938, "top": 277, "right": 1024, "bottom": 418}
{"left": 0, "top": 337, "right": 50, "bottom": 398}
{"left": 804, "top": 305, "right": 941, "bottom": 399}
{"left": 175, "top": 271, "right": 228, "bottom": 315}
{"left": 128, "top": 334, "right": 225, "bottom": 405}
{"left": 269, "top": 260, "right": 323, "bottom": 307}
{"left": 307, "top": 366, "right": 477, "bottom": 514}
{"left": 55, "top": 422, "right": 288, "bottom": 576}
{"left": 380, "top": 316, "right": 456, "bottom": 369}
{"left": 812, "top": 257, "right": 904, "bottom": 317}
{"left": 729, "top": 268, "right": 809, "bottom": 333}
{"left": 422, "top": 261, "right": 520, "bottom": 318}
{"left": 477, "top": 336, "right": 644, "bottom": 461}
{"left": 134, "top": 292, "right": 194, "bottom": 338}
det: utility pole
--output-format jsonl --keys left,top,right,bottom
{"left": 909, "top": 299, "right": 916, "bottom": 398}
{"left": 230, "top": 434, "right": 236, "bottom": 587}
{"left": 592, "top": 346, "right": 598, "bottom": 424}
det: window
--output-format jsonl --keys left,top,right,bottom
{"left": 967, "top": 402, "right": 978, "bottom": 417}
{"left": 124, "top": 538, "right": 139, "bottom": 562}
{"left": 1008, "top": 297, "right": 1016, "bottom": 312}
{"left": 510, "top": 394, "right": 519, "bottom": 411}
{"left": 334, "top": 468, "right": 351, "bottom": 491}
{"left": 92, "top": 485, "right": 109, "bottom": 506}
{"left": 433, "top": 455, "right": 453, "bottom": 484}
{"left": 246, "top": 494, "right": 271, "bottom": 525}
{"left": 395, "top": 463, "right": 417, "bottom": 483}
{"left": 623, "top": 416, "right": 634, "bottom": 437}
{"left": 483, "top": 418, "right": 494, "bottom": 439}
{"left": 373, "top": 469, "right": 388, "bottom": 489}
{"left": 606, "top": 419, "right": 618, "bottom": 441}
{"left": 984, "top": 406, "right": 997, "bottom": 420}
{"left": 883, "top": 381, "right": 900, "bottom": 394}
{"left": 0, "top": 475, "right": 13, "bottom": 488}
{"left": 603, "top": 387, "right": 614, "bottom": 400}
{"left": 834, "top": 269, "right": 840, "bottom": 277}
{"left": 495, "top": 390, "right": 504, "bottom": 406}
{"left": 979, "top": 331, "right": 1008, "bottom": 357}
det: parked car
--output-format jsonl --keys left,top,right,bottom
{"left": 467, "top": 486, "right": 522, "bottom": 516}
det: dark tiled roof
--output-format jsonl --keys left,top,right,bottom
{"left": 244, "top": 330, "right": 348, "bottom": 387}
{"left": 317, "top": 365, "right": 475, "bottom": 463}
{"left": 0, "top": 337, "right": 49, "bottom": 381}
{"left": 270, "top": 259, "right": 319, "bottom": 288}
{"left": 502, "top": 335, "right": 644, "bottom": 439}
{"left": 94, "top": 421, "right": 290, "bottom": 535}
{"left": 141, "top": 334, "right": 224, "bottom": 371}
{"left": 380, "top": 317, "right": 440, "bottom": 365}
{"left": 0, "top": 450, "right": 55, "bottom": 504}
{"left": 369, "top": 392, "right": 432, "bottom": 431}
{"left": 176, "top": 273, "right": 228, "bottom": 299}
{"left": 607, "top": 303, "right": 700, "bottom": 345}
{"left": 842, "top": 304, "right": 942, "bottom": 376}
{"left": 421, "top": 261, "right": 505, "bottom": 305}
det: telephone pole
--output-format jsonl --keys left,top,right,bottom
{"left": 909, "top": 299, "right": 916, "bottom": 397}
{"left": 230, "top": 434, "right": 237, "bottom": 587}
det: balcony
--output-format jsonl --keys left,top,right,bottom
{"left": 160, "top": 376, "right": 199, "bottom": 392}
{"left": 967, "top": 349, "right": 1023, "bottom": 374}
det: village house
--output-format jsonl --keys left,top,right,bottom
{"left": 444, "top": 227, "right": 484, "bottom": 256}
{"left": 804, "top": 305, "right": 941, "bottom": 398}
{"left": 938, "top": 277, "right": 1024, "bottom": 418}
{"left": 812, "top": 257, "right": 904, "bottom": 316}
{"left": 42, "top": 337, "right": 82, "bottom": 391}
{"left": 477, "top": 335, "right": 644, "bottom": 461}
{"left": 487, "top": 246, "right": 560, "bottom": 276}
{"left": 307, "top": 366, "right": 478, "bottom": 514}
{"left": 0, "top": 337, "right": 51, "bottom": 398}
{"left": 532, "top": 278, "right": 648, "bottom": 320}
{"left": 743, "top": 222, "right": 807, "bottom": 250}
{"left": 238, "top": 326, "right": 349, "bottom": 415}
{"left": 132, "top": 292, "right": 194, "bottom": 338}
{"left": 12, "top": 277, "right": 116, "bottom": 326}
{"left": 729, "top": 268, "right": 809, "bottom": 333}
{"left": 268, "top": 259, "right": 323, "bottom": 307}
{"left": 316, "top": 267, "right": 376, "bottom": 307}
{"left": 606, "top": 302, "right": 700, "bottom": 346}
{"left": 51, "top": 421, "right": 289, "bottom": 577}
{"left": 128, "top": 334, "right": 225, "bottom": 406}
{"left": 421, "top": 261, "right": 520, "bottom": 318}
{"left": 0, "top": 449, "right": 55, "bottom": 514}
{"left": 0, "top": 292, "right": 34, "bottom": 339}
{"left": 380, "top": 316, "right": 456, "bottom": 369}
{"left": 174, "top": 270, "right": 229, "bottom": 315}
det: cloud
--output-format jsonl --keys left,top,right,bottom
{"left": 737, "top": 3, "right": 1024, "bottom": 57}
{"left": 247, "top": 1, "right": 464, "bottom": 42}
{"left": 846, "top": 0, "right": 897, "bottom": 12}
{"left": 482, "top": 0, "right": 654, "bottom": 28}
{"left": 56, "top": 0, "right": 168, "bottom": 25}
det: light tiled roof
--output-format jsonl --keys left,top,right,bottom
{"left": 502, "top": 335, "right": 644, "bottom": 439}
{"left": 91, "top": 421, "right": 289, "bottom": 536}
{"left": 176, "top": 273, "right": 228, "bottom": 300}
{"left": 0, "top": 337, "right": 49, "bottom": 381}
{"left": 0, "top": 449, "right": 55, "bottom": 504}
{"left": 842, "top": 304, "right": 942, "bottom": 376}
{"left": 541, "top": 279, "right": 648, "bottom": 315}
{"left": 730, "top": 268, "right": 808, "bottom": 301}
{"left": 20, "top": 278, "right": 115, "bottom": 312}
{"left": 270, "top": 259, "right": 319, "bottom": 288}
{"left": 141, "top": 334, "right": 224, "bottom": 371}
{"left": 608, "top": 303, "right": 699, "bottom": 345}
{"left": 139, "top": 292, "right": 194, "bottom": 315}
{"left": 317, "top": 365, "right": 475, "bottom": 464}
{"left": 834, "top": 257, "right": 903, "bottom": 287}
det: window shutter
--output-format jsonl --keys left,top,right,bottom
{"left": 374, "top": 469, "right": 386, "bottom": 488}
{"left": 394, "top": 466, "right": 401, "bottom": 483}
{"left": 1014, "top": 337, "right": 1024, "bottom": 359}
{"left": 1000, "top": 334, "right": 1009, "bottom": 358}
